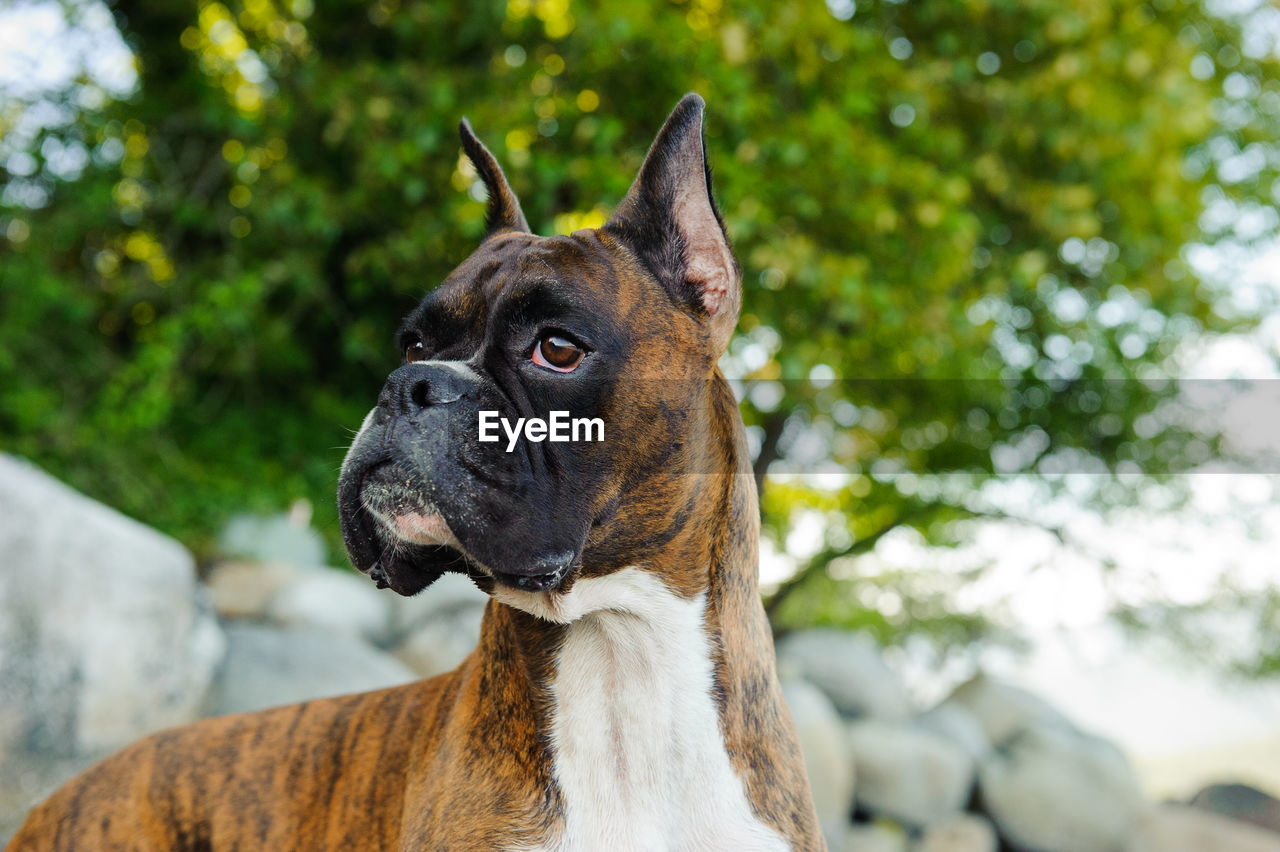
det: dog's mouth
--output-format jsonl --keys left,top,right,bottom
{"left": 339, "top": 459, "right": 577, "bottom": 596}
{"left": 337, "top": 460, "right": 459, "bottom": 595}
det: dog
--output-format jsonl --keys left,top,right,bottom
{"left": 9, "top": 93, "right": 823, "bottom": 851}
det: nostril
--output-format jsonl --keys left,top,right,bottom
{"left": 410, "top": 379, "right": 431, "bottom": 410}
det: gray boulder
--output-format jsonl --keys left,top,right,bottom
{"left": 393, "top": 606, "right": 485, "bottom": 679}
{"left": 775, "top": 629, "right": 911, "bottom": 720}
{"left": 1127, "top": 804, "right": 1280, "bottom": 852}
{"left": 388, "top": 572, "right": 490, "bottom": 638}
{"left": 941, "top": 675, "right": 1071, "bottom": 747}
{"left": 781, "top": 678, "right": 856, "bottom": 850}
{"left": 0, "top": 454, "right": 226, "bottom": 760}
{"left": 266, "top": 568, "right": 393, "bottom": 644}
{"left": 979, "top": 723, "right": 1145, "bottom": 852}
{"left": 847, "top": 718, "right": 974, "bottom": 829}
{"left": 916, "top": 703, "right": 991, "bottom": 763}
{"left": 844, "top": 822, "right": 909, "bottom": 852}
{"left": 205, "top": 560, "right": 308, "bottom": 620}
{"left": 914, "top": 814, "right": 998, "bottom": 852}
{"left": 1189, "top": 783, "right": 1280, "bottom": 836}
{"left": 208, "top": 624, "right": 416, "bottom": 715}
{"left": 218, "top": 507, "right": 326, "bottom": 567}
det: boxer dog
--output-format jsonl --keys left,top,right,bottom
{"left": 10, "top": 94, "right": 823, "bottom": 851}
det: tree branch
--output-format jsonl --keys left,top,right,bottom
{"left": 764, "top": 506, "right": 931, "bottom": 622}
{"left": 752, "top": 411, "right": 788, "bottom": 506}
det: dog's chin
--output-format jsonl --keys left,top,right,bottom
{"left": 356, "top": 510, "right": 470, "bottom": 596}
{"left": 337, "top": 497, "right": 457, "bottom": 598}
{"left": 378, "top": 543, "right": 464, "bottom": 596}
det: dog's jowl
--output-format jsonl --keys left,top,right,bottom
{"left": 10, "top": 94, "right": 824, "bottom": 852}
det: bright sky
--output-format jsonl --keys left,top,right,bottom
{"left": 4, "top": 0, "right": 1280, "bottom": 794}
{"left": 0, "top": 1, "right": 134, "bottom": 96}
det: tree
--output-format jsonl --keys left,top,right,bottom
{"left": 2, "top": 0, "right": 1277, "bottom": 651}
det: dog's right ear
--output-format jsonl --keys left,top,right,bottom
{"left": 459, "top": 118, "right": 530, "bottom": 235}
{"left": 604, "top": 94, "right": 740, "bottom": 357}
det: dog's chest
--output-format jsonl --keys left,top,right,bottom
{"left": 521, "top": 571, "right": 788, "bottom": 852}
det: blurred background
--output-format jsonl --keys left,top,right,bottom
{"left": 2, "top": 0, "right": 1280, "bottom": 848}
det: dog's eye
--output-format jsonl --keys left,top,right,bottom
{"left": 405, "top": 339, "right": 426, "bottom": 363}
{"left": 532, "top": 334, "right": 584, "bottom": 373}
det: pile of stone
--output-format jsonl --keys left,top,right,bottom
{"left": 204, "top": 510, "right": 486, "bottom": 715}
{"left": 2, "top": 454, "right": 1278, "bottom": 851}
{"left": 775, "top": 629, "right": 1280, "bottom": 851}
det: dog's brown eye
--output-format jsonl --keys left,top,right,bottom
{"left": 405, "top": 339, "right": 426, "bottom": 363}
{"left": 532, "top": 334, "right": 584, "bottom": 372}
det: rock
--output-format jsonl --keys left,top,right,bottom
{"left": 916, "top": 703, "right": 991, "bottom": 763}
{"left": 847, "top": 718, "right": 974, "bottom": 829}
{"left": 393, "top": 606, "right": 485, "bottom": 679}
{"left": 914, "top": 814, "right": 998, "bottom": 852}
{"left": 208, "top": 624, "right": 416, "bottom": 716}
{"left": 979, "top": 723, "right": 1145, "bottom": 852}
{"left": 218, "top": 507, "right": 326, "bottom": 567}
{"left": 782, "top": 678, "right": 856, "bottom": 849}
{"left": 775, "top": 629, "right": 911, "bottom": 720}
{"left": 388, "top": 572, "right": 490, "bottom": 639}
{"left": 205, "top": 560, "right": 307, "bottom": 619}
{"left": 1128, "top": 804, "right": 1280, "bottom": 852}
{"left": 1189, "top": 783, "right": 1280, "bottom": 835}
{"left": 0, "top": 454, "right": 226, "bottom": 761}
{"left": 942, "top": 675, "right": 1073, "bottom": 747}
{"left": 266, "top": 568, "right": 393, "bottom": 643}
{"left": 844, "top": 822, "right": 909, "bottom": 852}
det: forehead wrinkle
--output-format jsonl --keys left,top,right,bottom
{"left": 420, "top": 238, "right": 527, "bottom": 330}
{"left": 436, "top": 235, "right": 539, "bottom": 305}
{"left": 478, "top": 250, "right": 530, "bottom": 302}
{"left": 519, "top": 235, "right": 609, "bottom": 284}
{"left": 441, "top": 233, "right": 633, "bottom": 337}
{"left": 471, "top": 240, "right": 570, "bottom": 301}
{"left": 516, "top": 247, "right": 566, "bottom": 281}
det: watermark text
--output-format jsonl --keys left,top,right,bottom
{"left": 478, "top": 410, "right": 604, "bottom": 452}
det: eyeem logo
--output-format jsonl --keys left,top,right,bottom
{"left": 478, "top": 410, "right": 605, "bottom": 452}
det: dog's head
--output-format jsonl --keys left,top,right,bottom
{"left": 337, "top": 94, "right": 741, "bottom": 597}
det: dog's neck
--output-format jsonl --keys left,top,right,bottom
{"left": 468, "top": 375, "right": 804, "bottom": 849}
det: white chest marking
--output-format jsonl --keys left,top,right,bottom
{"left": 493, "top": 569, "right": 789, "bottom": 852}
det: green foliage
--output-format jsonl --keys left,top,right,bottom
{"left": 1, "top": 0, "right": 1277, "bottom": 643}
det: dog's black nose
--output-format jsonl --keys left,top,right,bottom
{"left": 378, "top": 362, "right": 475, "bottom": 416}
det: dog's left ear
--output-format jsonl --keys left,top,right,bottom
{"left": 605, "top": 93, "right": 740, "bottom": 356}
{"left": 459, "top": 118, "right": 531, "bottom": 235}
